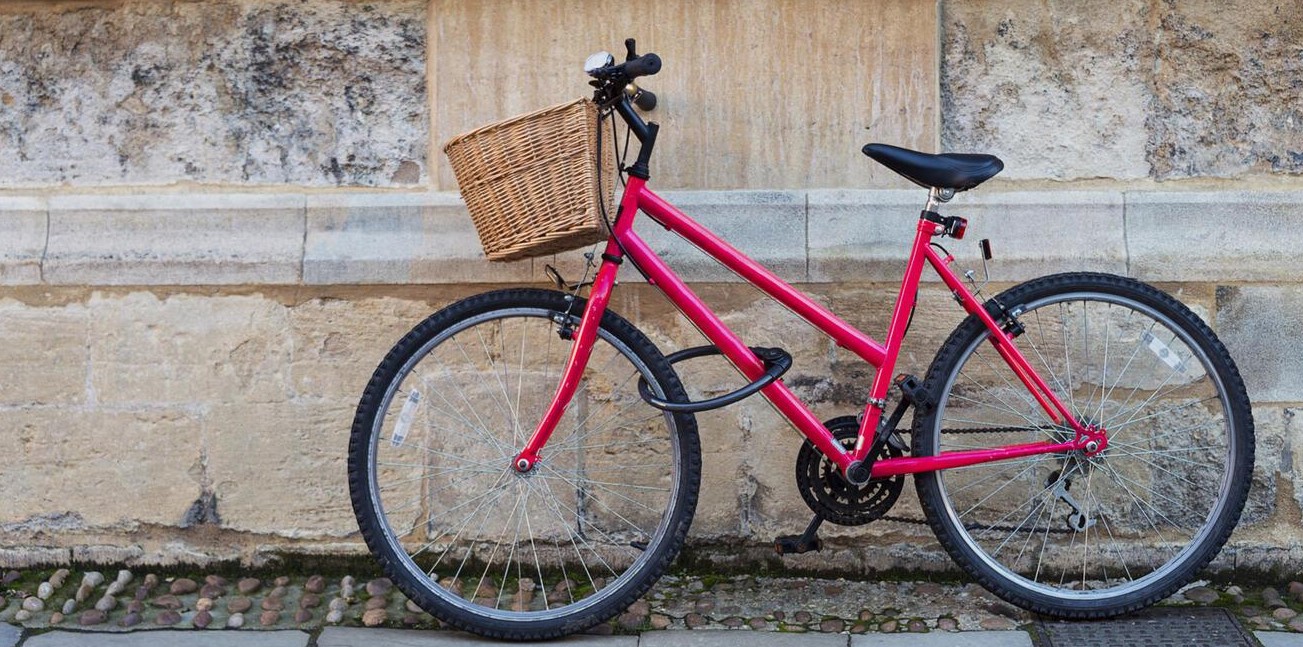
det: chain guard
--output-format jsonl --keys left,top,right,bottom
{"left": 795, "top": 416, "right": 904, "bottom": 526}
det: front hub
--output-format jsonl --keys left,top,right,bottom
{"left": 513, "top": 454, "right": 538, "bottom": 474}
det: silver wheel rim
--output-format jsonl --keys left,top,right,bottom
{"left": 366, "top": 306, "right": 682, "bottom": 622}
{"left": 931, "top": 291, "right": 1238, "bottom": 601}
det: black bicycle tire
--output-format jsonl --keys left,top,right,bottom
{"left": 348, "top": 288, "right": 702, "bottom": 640}
{"left": 913, "top": 272, "right": 1254, "bottom": 618}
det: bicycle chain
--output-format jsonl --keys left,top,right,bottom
{"left": 873, "top": 426, "right": 1076, "bottom": 534}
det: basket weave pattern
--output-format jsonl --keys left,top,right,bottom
{"left": 443, "top": 99, "right": 616, "bottom": 262}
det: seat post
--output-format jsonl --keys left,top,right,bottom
{"left": 923, "top": 186, "right": 956, "bottom": 215}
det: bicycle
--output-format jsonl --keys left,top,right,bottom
{"left": 348, "top": 40, "right": 1255, "bottom": 640}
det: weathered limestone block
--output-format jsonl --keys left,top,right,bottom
{"left": 287, "top": 296, "right": 438, "bottom": 403}
{"left": 1216, "top": 286, "right": 1303, "bottom": 403}
{"left": 303, "top": 193, "right": 532, "bottom": 284}
{"left": 0, "top": 197, "right": 45, "bottom": 284}
{"left": 1, "top": 408, "right": 201, "bottom": 529}
{"left": 0, "top": 0, "right": 426, "bottom": 188}
{"left": 942, "top": 0, "right": 1303, "bottom": 180}
{"left": 1242, "top": 406, "right": 1293, "bottom": 527}
{"left": 1127, "top": 192, "right": 1303, "bottom": 282}
{"left": 0, "top": 298, "right": 88, "bottom": 406}
{"left": 45, "top": 194, "right": 305, "bottom": 285}
{"left": 88, "top": 292, "right": 294, "bottom": 406}
{"left": 204, "top": 403, "right": 356, "bottom": 537}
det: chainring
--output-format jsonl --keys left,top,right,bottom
{"left": 795, "top": 415, "right": 905, "bottom": 526}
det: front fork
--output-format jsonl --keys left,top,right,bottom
{"left": 512, "top": 242, "right": 624, "bottom": 473}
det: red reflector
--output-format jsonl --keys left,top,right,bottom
{"left": 953, "top": 218, "right": 967, "bottom": 239}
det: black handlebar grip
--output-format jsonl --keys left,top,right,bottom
{"left": 633, "top": 89, "right": 657, "bottom": 111}
{"left": 623, "top": 53, "right": 661, "bottom": 79}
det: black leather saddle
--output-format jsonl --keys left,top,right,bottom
{"left": 863, "top": 143, "right": 1004, "bottom": 192}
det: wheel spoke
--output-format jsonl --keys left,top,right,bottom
{"left": 919, "top": 280, "right": 1247, "bottom": 608}
{"left": 353, "top": 300, "right": 693, "bottom": 631}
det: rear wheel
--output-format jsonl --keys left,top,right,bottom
{"left": 349, "top": 289, "right": 701, "bottom": 640}
{"left": 914, "top": 273, "right": 1253, "bottom": 617}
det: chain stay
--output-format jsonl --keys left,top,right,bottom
{"left": 876, "top": 424, "right": 1076, "bottom": 533}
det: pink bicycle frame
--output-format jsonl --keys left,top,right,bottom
{"left": 514, "top": 177, "right": 1106, "bottom": 479}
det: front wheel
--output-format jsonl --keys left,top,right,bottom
{"left": 914, "top": 272, "right": 1253, "bottom": 618}
{"left": 348, "top": 289, "right": 701, "bottom": 640}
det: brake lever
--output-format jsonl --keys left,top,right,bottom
{"left": 625, "top": 38, "right": 638, "bottom": 62}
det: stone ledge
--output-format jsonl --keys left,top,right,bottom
{"left": 45, "top": 194, "right": 305, "bottom": 285}
{"left": 634, "top": 190, "right": 809, "bottom": 283}
{"left": 1126, "top": 191, "right": 1303, "bottom": 282}
{"left": 0, "top": 189, "right": 1296, "bottom": 286}
{"left": 0, "top": 197, "right": 46, "bottom": 285}
{"left": 808, "top": 189, "right": 1128, "bottom": 282}
{"left": 303, "top": 192, "right": 531, "bottom": 284}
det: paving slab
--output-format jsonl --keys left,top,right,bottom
{"left": 1257, "top": 633, "right": 1303, "bottom": 647}
{"left": 641, "top": 632, "right": 847, "bottom": 647}
{"left": 851, "top": 632, "right": 1032, "bottom": 646}
{"left": 317, "top": 628, "right": 637, "bottom": 647}
{"left": 0, "top": 624, "right": 20, "bottom": 647}
{"left": 22, "top": 630, "right": 310, "bottom": 647}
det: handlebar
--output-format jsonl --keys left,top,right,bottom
{"left": 622, "top": 53, "right": 661, "bottom": 79}
{"left": 588, "top": 52, "right": 661, "bottom": 83}
{"left": 589, "top": 38, "right": 662, "bottom": 179}
{"left": 588, "top": 37, "right": 661, "bottom": 85}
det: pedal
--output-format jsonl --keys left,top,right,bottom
{"left": 894, "top": 373, "right": 930, "bottom": 409}
{"left": 774, "top": 534, "right": 822, "bottom": 555}
{"left": 774, "top": 515, "right": 824, "bottom": 555}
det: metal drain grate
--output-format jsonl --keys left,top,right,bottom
{"left": 1033, "top": 606, "right": 1256, "bottom": 647}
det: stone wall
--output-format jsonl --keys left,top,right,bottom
{"left": 1, "top": 0, "right": 1302, "bottom": 578}
{"left": 0, "top": 0, "right": 428, "bottom": 188}
{"left": 941, "top": 0, "right": 1303, "bottom": 181}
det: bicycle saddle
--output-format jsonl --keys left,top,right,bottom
{"left": 862, "top": 143, "right": 1004, "bottom": 192}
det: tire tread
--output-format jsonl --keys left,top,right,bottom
{"left": 347, "top": 288, "right": 701, "bottom": 640}
{"left": 912, "top": 272, "right": 1254, "bottom": 619}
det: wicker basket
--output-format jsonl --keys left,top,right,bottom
{"left": 443, "top": 99, "right": 616, "bottom": 262}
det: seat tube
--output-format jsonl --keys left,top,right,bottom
{"left": 852, "top": 217, "right": 936, "bottom": 459}
{"left": 512, "top": 180, "right": 644, "bottom": 472}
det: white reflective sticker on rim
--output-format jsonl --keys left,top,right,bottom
{"left": 1142, "top": 330, "right": 1187, "bottom": 373}
{"left": 392, "top": 389, "right": 422, "bottom": 447}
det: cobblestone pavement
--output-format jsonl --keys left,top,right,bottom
{"left": 1, "top": 567, "right": 1300, "bottom": 645}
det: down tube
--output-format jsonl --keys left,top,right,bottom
{"left": 616, "top": 231, "right": 855, "bottom": 472}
